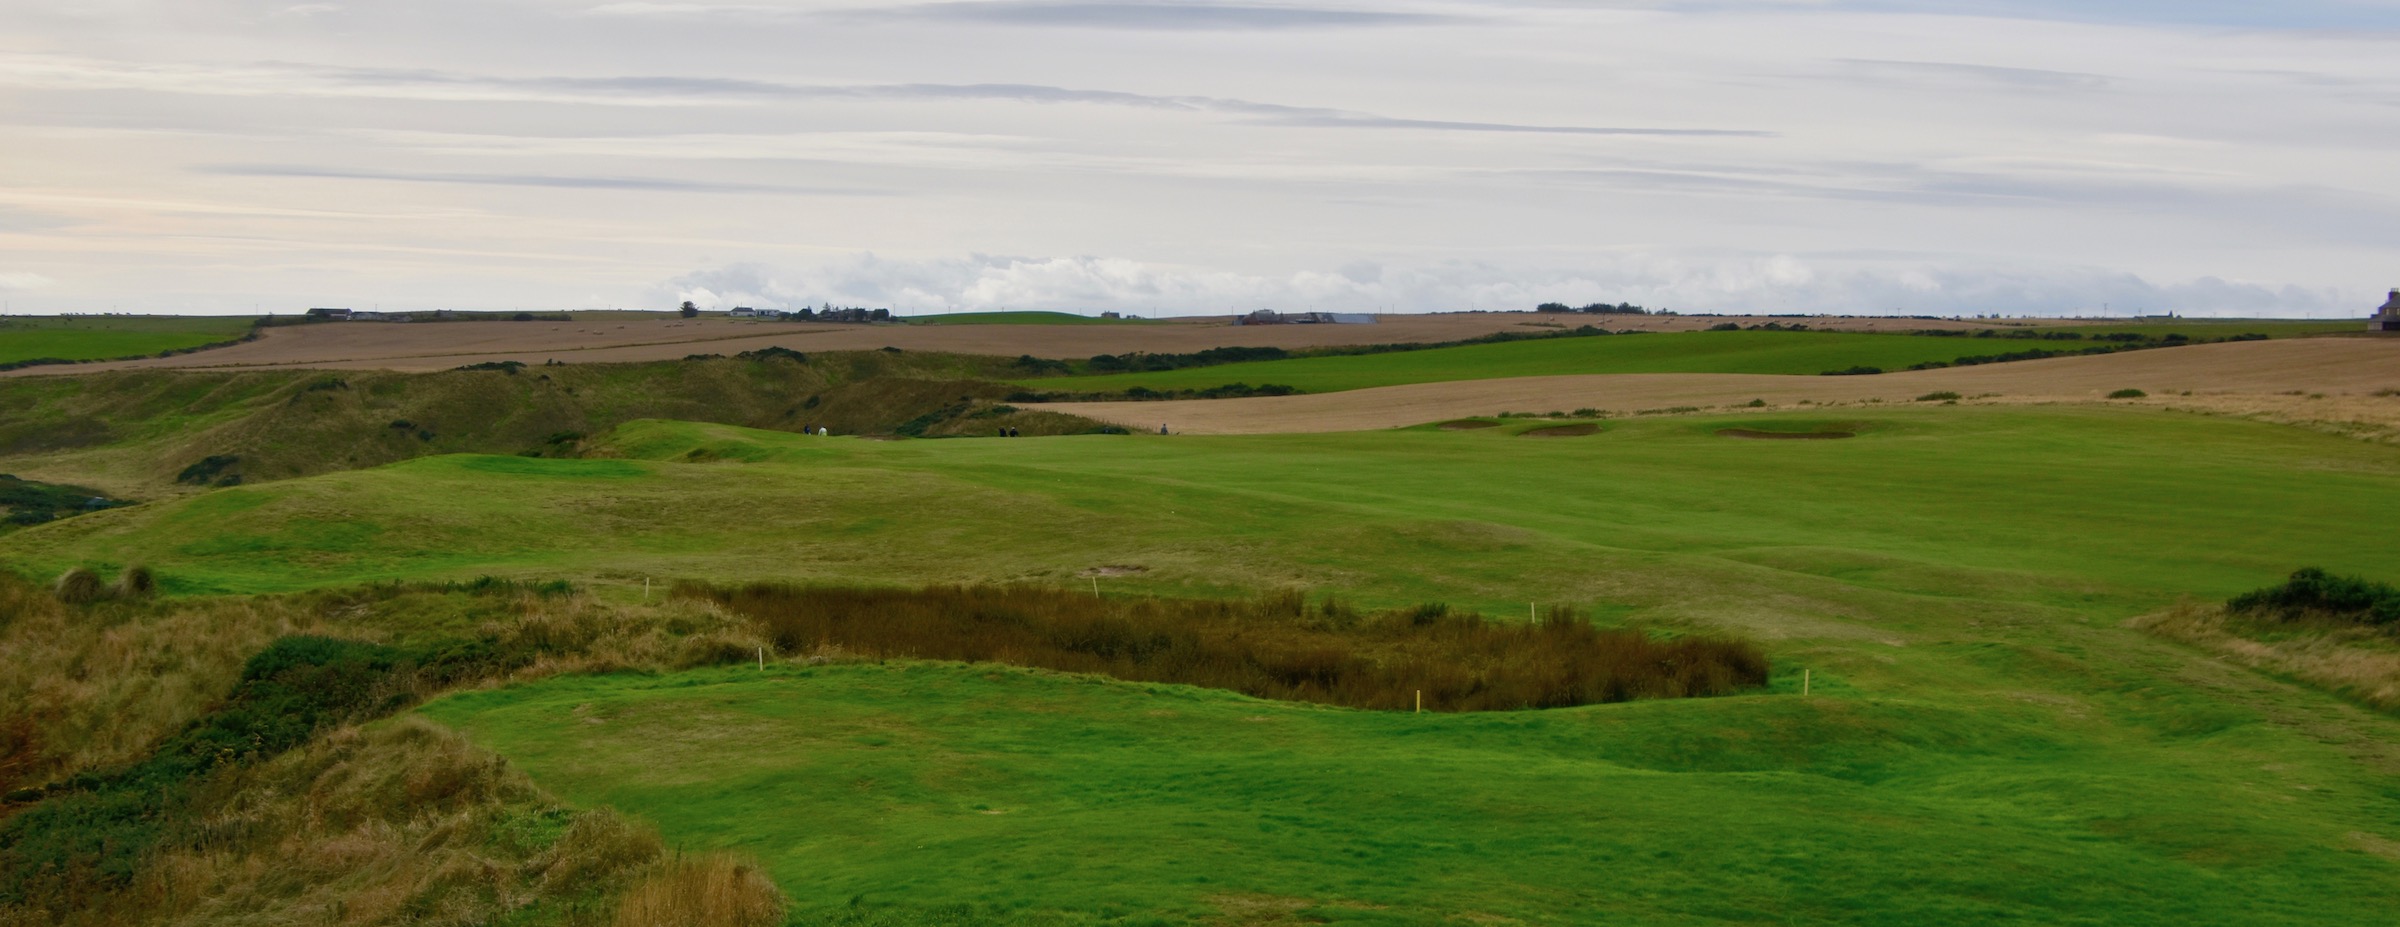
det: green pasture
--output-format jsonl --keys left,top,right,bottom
{"left": 904, "top": 311, "right": 1147, "bottom": 326}
{"left": 0, "top": 315, "right": 255, "bottom": 366}
{"left": 1025, "top": 330, "right": 2109, "bottom": 394}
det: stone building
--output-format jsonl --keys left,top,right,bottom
{"left": 2377, "top": 289, "right": 2400, "bottom": 332}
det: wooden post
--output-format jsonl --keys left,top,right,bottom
{"left": 758, "top": 645, "right": 765, "bottom": 671}
{"left": 1415, "top": 690, "right": 1422, "bottom": 713}
{"left": 1091, "top": 576, "right": 1100, "bottom": 597}
{"left": 643, "top": 577, "right": 650, "bottom": 603}
{"left": 1802, "top": 668, "right": 1811, "bottom": 696}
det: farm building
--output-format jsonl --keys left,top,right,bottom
{"left": 2375, "top": 289, "right": 2400, "bottom": 332}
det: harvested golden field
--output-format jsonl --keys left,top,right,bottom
{"left": 8, "top": 312, "right": 2064, "bottom": 376}
{"left": 1041, "top": 338, "right": 2400, "bottom": 435}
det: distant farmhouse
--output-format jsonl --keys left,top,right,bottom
{"left": 304, "top": 307, "right": 407, "bottom": 322}
{"left": 2376, "top": 289, "right": 2400, "bottom": 332}
{"left": 1235, "top": 310, "right": 1374, "bottom": 325}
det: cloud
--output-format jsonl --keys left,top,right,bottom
{"left": 0, "top": 272, "right": 55, "bottom": 291}
{"left": 651, "top": 253, "right": 2354, "bottom": 318}
{"left": 197, "top": 164, "right": 885, "bottom": 196}
{"left": 1833, "top": 59, "right": 2115, "bottom": 92}
{"left": 0, "top": 54, "right": 1771, "bottom": 137}
{"left": 847, "top": 2, "right": 1466, "bottom": 30}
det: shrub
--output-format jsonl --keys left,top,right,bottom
{"left": 51, "top": 568, "right": 104, "bottom": 605}
{"left": 2108, "top": 388, "right": 2147, "bottom": 399}
{"left": 1915, "top": 391, "right": 1961, "bottom": 402}
{"left": 1820, "top": 366, "right": 1883, "bottom": 376}
{"left": 113, "top": 565, "right": 156, "bottom": 600}
{"left": 2228, "top": 568, "right": 2400, "bottom": 625}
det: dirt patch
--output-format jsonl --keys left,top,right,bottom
{"left": 1718, "top": 428, "right": 1853, "bottom": 440}
{"left": 1437, "top": 419, "right": 1500, "bottom": 430}
{"left": 1520, "top": 423, "right": 1599, "bottom": 437}
{"left": 1078, "top": 564, "right": 1149, "bottom": 577}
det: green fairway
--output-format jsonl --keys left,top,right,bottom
{"left": 422, "top": 658, "right": 2400, "bottom": 926}
{"left": 0, "top": 315, "right": 255, "bottom": 365}
{"left": 15, "top": 406, "right": 2400, "bottom": 615}
{"left": 905, "top": 311, "right": 1148, "bottom": 325}
{"left": 1023, "top": 330, "right": 2122, "bottom": 394}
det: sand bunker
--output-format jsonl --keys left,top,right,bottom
{"left": 1521, "top": 423, "right": 1600, "bottom": 437}
{"left": 1718, "top": 428, "right": 1853, "bottom": 440}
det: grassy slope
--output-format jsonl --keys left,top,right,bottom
{"left": 0, "top": 316, "right": 256, "bottom": 365}
{"left": 16, "top": 405, "right": 2400, "bottom": 922}
{"left": 1023, "top": 330, "right": 2110, "bottom": 394}
{"left": 904, "top": 311, "right": 1148, "bottom": 325}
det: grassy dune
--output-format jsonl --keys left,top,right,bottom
{"left": 1023, "top": 330, "right": 2119, "bottom": 394}
{"left": 0, "top": 316, "right": 255, "bottom": 365}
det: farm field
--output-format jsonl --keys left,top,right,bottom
{"left": 0, "top": 315, "right": 255, "bottom": 366}
{"left": 904, "top": 310, "right": 1153, "bottom": 325}
{"left": 1017, "top": 329, "right": 2296, "bottom": 395}
{"left": 5, "top": 311, "right": 2128, "bottom": 376}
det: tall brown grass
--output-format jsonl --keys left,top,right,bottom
{"left": 686, "top": 583, "right": 1769, "bottom": 711}
{"left": 2133, "top": 600, "right": 2400, "bottom": 712}
{"left": 612, "top": 853, "right": 788, "bottom": 927}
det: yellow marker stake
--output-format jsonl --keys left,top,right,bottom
{"left": 1415, "top": 690, "right": 1422, "bottom": 713}
{"left": 1803, "top": 669, "right": 1811, "bottom": 696}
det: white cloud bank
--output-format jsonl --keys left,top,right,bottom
{"left": 656, "top": 254, "right": 2348, "bottom": 318}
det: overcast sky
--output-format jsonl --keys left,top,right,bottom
{"left": 3, "top": 1, "right": 2397, "bottom": 317}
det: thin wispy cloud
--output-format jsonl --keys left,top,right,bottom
{"left": 845, "top": 1, "right": 1468, "bottom": 30}
{"left": 200, "top": 164, "right": 884, "bottom": 196}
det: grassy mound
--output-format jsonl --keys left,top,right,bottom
{"left": 1518, "top": 422, "right": 1599, "bottom": 437}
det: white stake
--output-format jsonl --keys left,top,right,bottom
{"left": 758, "top": 645, "right": 765, "bottom": 670}
{"left": 1092, "top": 576, "right": 1100, "bottom": 597}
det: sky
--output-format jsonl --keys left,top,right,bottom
{"left": 2, "top": 1, "right": 2398, "bottom": 317}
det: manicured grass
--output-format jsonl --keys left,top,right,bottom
{"left": 423, "top": 660, "right": 2400, "bottom": 925}
{"left": 0, "top": 315, "right": 255, "bottom": 365}
{"left": 904, "top": 311, "right": 1148, "bottom": 326}
{"left": 1022, "top": 330, "right": 2105, "bottom": 394}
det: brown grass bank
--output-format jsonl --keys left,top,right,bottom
{"left": 2132, "top": 601, "right": 2400, "bottom": 712}
{"left": 684, "top": 583, "right": 1770, "bottom": 711}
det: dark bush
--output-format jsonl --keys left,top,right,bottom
{"left": 2108, "top": 388, "right": 2147, "bottom": 399}
{"left": 2228, "top": 568, "right": 2400, "bottom": 625}
{"left": 1916, "top": 391, "right": 1962, "bottom": 402}
{"left": 114, "top": 565, "right": 156, "bottom": 600}
{"left": 174, "top": 455, "right": 240, "bottom": 486}
{"left": 1821, "top": 366, "right": 1884, "bottom": 376}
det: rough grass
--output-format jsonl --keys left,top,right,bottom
{"left": 1017, "top": 330, "right": 2119, "bottom": 395}
{"left": 2134, "top": 601, "right": 2400, "bottom": 711}
{"left": 687, "top": 583, "right": 1766, "bottom": 710}
{"left": 0, "top": 316, "right": 256, "bottom": 367}
{"left": 613, "top": 853, "right": 787, "bottom": 927}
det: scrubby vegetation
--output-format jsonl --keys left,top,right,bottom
{"left": 2228, "top": 568, "right": 2400, "bottom": 625}
{"left": 0, "top": 475, "right": 123, "bottom": 529}
{"left": 683, "top": 583, "right": 1768, "bottom": 711}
